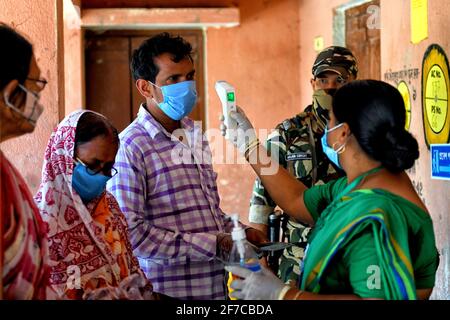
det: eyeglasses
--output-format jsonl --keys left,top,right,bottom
{"left": 75, "top": 158, "right": 118, "bottom": 177}
{"left": 315, "top": 76, "right": 348, "bottom": 86}
{"left": 27, "top": 77, "right": 48, "bottom": 90}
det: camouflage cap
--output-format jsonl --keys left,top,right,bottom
{"left": 312, "top": 46, "right": 358, "bottom": 79}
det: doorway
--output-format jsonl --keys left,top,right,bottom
{"left": 333, "top": 0, "right": 381, "bottom": 80}
{"left": 345, "top": 0, "right": 380, "bottom": 80}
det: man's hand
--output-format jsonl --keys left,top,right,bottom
{"left": 249, "top": 222, "right": 268, "bottom": 236}
{"left": 245, "top": 227, "right": 269, "bottom": 247}
{"left": 216, "top": 232, "right": 233, "bottom": 261}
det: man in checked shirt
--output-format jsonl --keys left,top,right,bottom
{"left": 107, "top": 33, "right": 267, "bottom": 300}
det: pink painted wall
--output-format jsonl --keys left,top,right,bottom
{"left": 81, "top": 0, "right": 238, "bottom": 8}
{"left": 0, "top": 0, "right": 65, "bottom": 192}
{"left": 206, "top": 0, "right": 301, "bottom": 224}
{"left": 64, "top": 0, "right": 85, "bottom": 115}
{"left": 297, "top": 0, "right": 450, "bottom": 299}
{"left": 380, "top": 0, "right": 450, "bottom": 300}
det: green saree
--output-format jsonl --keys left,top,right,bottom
{"left": 300, "top": 168, "right": 438, "bottom": 300}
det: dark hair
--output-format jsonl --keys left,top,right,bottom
{"left": 333, "top": 80, "right": 419, "bottom": 172}
{"left": 0, "top": 23, "right": 33, "bottom": 90}
{"left": 75, "top": 112, "right": 119, "bottom": 150}
{"left": 130, "top": 32, "right": 192, "bottom": 82}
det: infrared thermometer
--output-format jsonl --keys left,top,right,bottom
{"left": 215, "top": 80, "right": 237, "bottom": 139}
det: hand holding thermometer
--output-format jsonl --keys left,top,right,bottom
{"left": 215, "top": 80, "right": 237, "bottom": 140}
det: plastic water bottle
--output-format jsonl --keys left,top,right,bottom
{"left": 227, "top": 214, "right": 261, "bottom": 300}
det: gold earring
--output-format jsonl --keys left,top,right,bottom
{"left": 332, "top": 142, "right": 346, "bottom": 154}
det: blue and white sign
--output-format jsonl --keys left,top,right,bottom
{"left": 431, "top": 144, "right": 450, "bottom": 180}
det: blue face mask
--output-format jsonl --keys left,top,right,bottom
{"left": 72, "top": 163, "right": 111, "bottom": 203}
{"left": 150, "top": 80, "right": 197, "bottom": 120}
{"left": 321, "top": 123, "right": 346, "bottom": 169}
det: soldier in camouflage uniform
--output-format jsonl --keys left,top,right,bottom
{"left": 248, "top": 46, "right": 359, "bottom": 286}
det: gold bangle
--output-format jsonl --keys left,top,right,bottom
{"left": 277, "top": 285, "right": 292, "bottom": 300}
{"left": 292, "top": 290, "right": 304, "bottom": 300}
{"left": 244, "top": 140, "right": 260, "bottom": 161}
{"left": 245, "top": 139, "right": 259, "bottom": 155}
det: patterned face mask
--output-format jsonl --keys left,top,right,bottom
{"left": 311, "top": 89, "right": 335, "bottom": 130}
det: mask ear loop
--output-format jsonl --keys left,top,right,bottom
{"left": 329, "top": 121, "right": 350, "bottom": 154}
{"left": 332, "top": 142, "right": 346, "bottom": 154}
{"left": 4, "top": 84, "right": 40, "bottom": 124}
{"left": 148, "top": 81, "right": 161, "bottom": 90}
{"left": 148, "top": 81, "right": 163, "bottom": 105}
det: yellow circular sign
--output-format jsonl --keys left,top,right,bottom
{"left": 425, "top": 65, "right": 448, "bottom": 133}
{"left": 397, "top": 81, "right": 411, "bottom": 131}
{"left": 422, "top": 45, "right": 450, "bottom": 147}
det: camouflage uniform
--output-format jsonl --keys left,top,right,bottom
{"left": 249, "top": 46, "right": 358, "bottom": 286}
{"left": 249, "top": 105, "right": 343, "bottom": 285}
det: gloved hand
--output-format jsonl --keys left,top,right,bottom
{"left": 219, "top": 106, "right": 258, "bottom": 156}
{"left": 225, "top": 265, "right": 288, "bottom": 300}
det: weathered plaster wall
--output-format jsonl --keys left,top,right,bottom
{"left": 298, "top": 0, "right": 450, "bottom": 299}
{"left": 0, "top": 0, "right": 65, "bottom": 192}
{"left": 206, "top": 0, "right": 301, "bottom": 224}
{"left": 380, "top": 0, "right": 450, "bottom": 300}
{"left": 64, "top": 0, "right": 84, "bottom": 115}
{"left": 298, "top": 0, "right": 350, "bottom": 109}
{"left": 81, "top": 0, "right": 238, "bottom": 8}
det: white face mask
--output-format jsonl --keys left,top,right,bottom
{"left": 4, "top": 84, "right": 44, "bottom": 126}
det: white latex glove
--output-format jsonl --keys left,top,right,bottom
{"left": 219, "top": 106, "right": 258, "bottom": 155}
{"left": 225, "top": 265, "right": 287, "bottom": 300}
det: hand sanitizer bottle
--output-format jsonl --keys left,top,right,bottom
{"left": 227, "top": 214, "right": 261, "bottom": 300}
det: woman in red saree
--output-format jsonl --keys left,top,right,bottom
{"left": 0, "top": 24, "right": 51, "bottom": 299}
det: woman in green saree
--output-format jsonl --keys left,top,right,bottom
{"left": 224, "top": 80, "right": 439, "bottom": 300}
